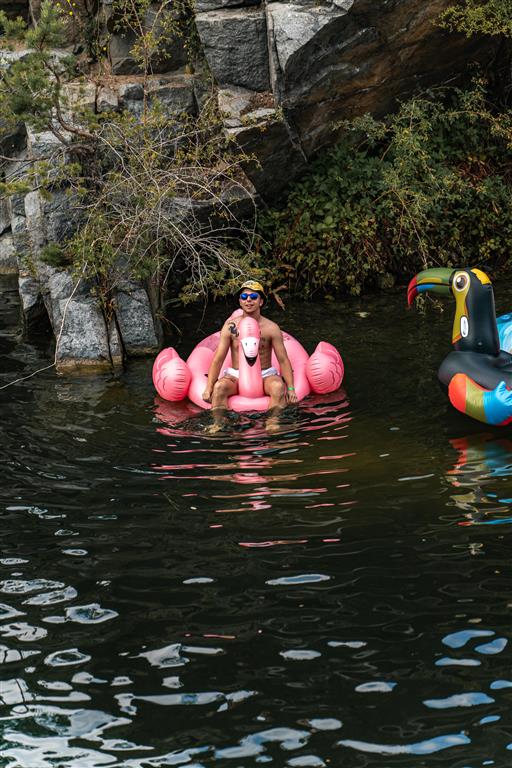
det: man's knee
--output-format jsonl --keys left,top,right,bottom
{"left": 266, "top": 378, "right": 285, "bottom": 398}
{"left": 213, "top": 378, "right": 232, "bottom": 398}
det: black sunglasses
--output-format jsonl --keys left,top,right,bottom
{"left": 239, "top": 292, "right": 260, "bottom": 301}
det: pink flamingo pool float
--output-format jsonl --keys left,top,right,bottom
{"left": 153, "top": 310, "right": 344, "bottom": 412}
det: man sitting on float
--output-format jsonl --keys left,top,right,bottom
{"left": 202, "top": 280, "right": 298, "bottom": 431}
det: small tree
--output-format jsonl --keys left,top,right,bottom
{"left": 0, "top": 4, "right": 94, "bottom": 142}
{"left": 0, "top": 0, "right": 260, "bottom": 307}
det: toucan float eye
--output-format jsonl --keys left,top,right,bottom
{"left": 454, "top": 273, "right": 468, "bottom": 292}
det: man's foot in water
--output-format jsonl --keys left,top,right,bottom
{"left": 265, "top": 406, "right": 285, "bottom": 433}
{"left": 205, "top": 422, "right": 226, "bottom": 434}
{"left": 205, "top": 407, "right": 228, "bottom": 434}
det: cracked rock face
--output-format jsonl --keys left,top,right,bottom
{"left": 273, "top": 0, "right": 496, "bottom": 155}
{"left": 195, "top": 8, "right": 271, "bottom": 91}
{"left": 198, "top": 0, "right": 498, "bottom": 167}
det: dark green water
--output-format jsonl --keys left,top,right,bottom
{"left": 2, "top": 274, "right": 512, "bottom": 767}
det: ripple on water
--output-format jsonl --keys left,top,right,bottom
{"left": 442, "top": 629, "right": 495, "bottom": 648}
{"left": 215, "top": 727, "right": 311, "bottom": 760}
{"left": 306, "top": 718, "right": 343, "bottom": 731}
{"left": 137, "top": 643, "right": 190, "bottom": 668}
{"left": 23, "top": 587, "right": 78, "bottom": 605}
{"left": 338, "top": 732, "right": 472, "bottom": 755}
{"left": 0, "top": 579, "right": 65, "bottom": 595}
{"left": 423, "top": 692, "right": 495, "bottom": 709}
{"left": 65, "top": 603, "right": 118, "bottom": 624}
{"left": 0, "top": 645, "right": 40, "bottom": 664}
{"left": 0, "top": 603, "right": 24, "bottom": 620}
{"left": 182, "top": 577, "right": 214, "bottom": 584}
{"left": 0, "top": 622, "right": 47, "bottom": 642}
{"left": 355, "top": 681, "right": 397, "bottom": 693}
{"left": 44, "top": 648, "right": 92, "bottom": 667}
{"left": 280, "top": 650, "right": 322, "bottom": 661}
{"left": 435, "top": 657, "right": 481, "bottom": 667}
{"left": 475, "top": 638, "right": 508, "bottom": 655}
{"left": 266, "top": 574, "right": 331, "bottom": 586}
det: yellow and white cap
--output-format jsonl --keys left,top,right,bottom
{"left": 238, "top": 280, "right": 266, "bottom": 306}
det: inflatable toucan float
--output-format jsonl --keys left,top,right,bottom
{"left": 408, "top": 267, "right": 512, "bottom": 426}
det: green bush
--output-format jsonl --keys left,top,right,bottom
{"left": 40, "top": 242, "right": 72, "bottom": 268}
{"left": 257, "top": 82, "right": 512, "bottom": 297}
{"left": 438, "top": 0, "right": 512, "bottom": 38}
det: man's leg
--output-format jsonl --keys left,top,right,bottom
{"left": 207, "top": 376, "right": 238, "bottom": 432}
{"left": 263, "top": 375, "right": 287, "bottom": 431}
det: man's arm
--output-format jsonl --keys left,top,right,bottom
{"left": 271, "top": 325, "right": 298, "bottom": 404}
{"left": 202, "top": 325, "right": 232, "bottom": 402}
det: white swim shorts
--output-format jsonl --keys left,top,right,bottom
{"left": 223, "top": 366, "right": 279, "bottom": 380}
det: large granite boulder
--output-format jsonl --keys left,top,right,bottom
{"left": 148, "top": 74, "right": 196, "bottom": 115}
{"left": 20, "top": 188, "right": 159, "bottom": 372}
{"left": 196, "top": 8, "right": 270, "bottom": 91}
{"left": 0, "top": 234, "right": 17, "bottom": 275}
{"left": 113, "top": 284, "right": 161, "bottom": 357}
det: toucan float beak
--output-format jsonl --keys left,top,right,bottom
{"left": 407, "top": 268, "right": 454, "bottom": 307}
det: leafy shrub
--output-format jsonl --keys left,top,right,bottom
{"left": 40, "top": 242, "right": 72, "bottom": 268}
{"left": 257, "top": 81, "right": 512, "bottom": 297}
{"left": 438, "top": 0, "right": 512, "bottom": 38}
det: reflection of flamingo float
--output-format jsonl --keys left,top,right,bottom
{"left": 408, "top": 267, "right": 512, "bottom": 425}
{"left": 153, "top": 310, "right": 344, "bottom": 412}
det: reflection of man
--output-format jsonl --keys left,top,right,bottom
{"left": 202, "top": 280, "right": 298, "bottom": 431}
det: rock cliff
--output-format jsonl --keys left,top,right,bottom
{"left": 0, "top": 0, "right": 499, "bottom": 373}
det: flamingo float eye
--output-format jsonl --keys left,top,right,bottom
{"left": 454, "top": 273, "right": 468, "bottom": 292}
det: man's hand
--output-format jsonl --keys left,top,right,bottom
{"left": 202, "top": 386, "right": 212, "bottom": 403}
{"left": 286, "top": 388, "right": 298, "bottom": 405}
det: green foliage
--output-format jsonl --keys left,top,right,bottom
{"left": 65, "top": 99, "right": 258, "bottom": 304}
{"left": 0, "top": 0, "right": 257, "bottom": 306}
{"left": 111, "top": 0, "right": 201, "bottom": 74}
{"left": 0, "top": 11, "right": 27, "bottom": 42}
{"left": 438, "top": 0, "right": 512, "bottom": 38}
{"left": 258, "top": 81, "right": 512, "bottom": 297}
{"left": 0, "top": 1, "right": 90, "bottom": 139}
{"left": 40, "top": 242, "right": 71, "bottom": 268}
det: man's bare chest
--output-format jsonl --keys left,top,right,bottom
{"left": 228, "top": 322, "right": 272, "bottom": 356}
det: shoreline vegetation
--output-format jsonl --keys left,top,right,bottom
{"left": 257, "top": 1, "right": 512, "bottom": 299}
{"left": 0, "top": 0, "right": 509, "bottom": 357}
{"left": 257, "top": 78, "right": 512, "bottom": 298}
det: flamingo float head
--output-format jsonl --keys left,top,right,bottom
{"left": 239, "top": 316, "right": 260, "bottom": 367}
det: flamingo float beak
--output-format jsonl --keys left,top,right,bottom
{"left": 241, "top": 336, "right": 259, "bottom": 366}
{"left": 407, "top": 268, "right": 454, "bottom": 307}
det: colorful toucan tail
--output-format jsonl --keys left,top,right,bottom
{"left": 448, "top": 373, "right": 512, "bottom": 426}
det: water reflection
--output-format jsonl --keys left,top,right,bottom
{"left": 153, "top": 390, "right": 354, "bottom": 525}
{"left": 4, "top": 276, "right": 512, "bottom": 766}
{"left": 447, "top": 433, "right": 512, "bottom": 526}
